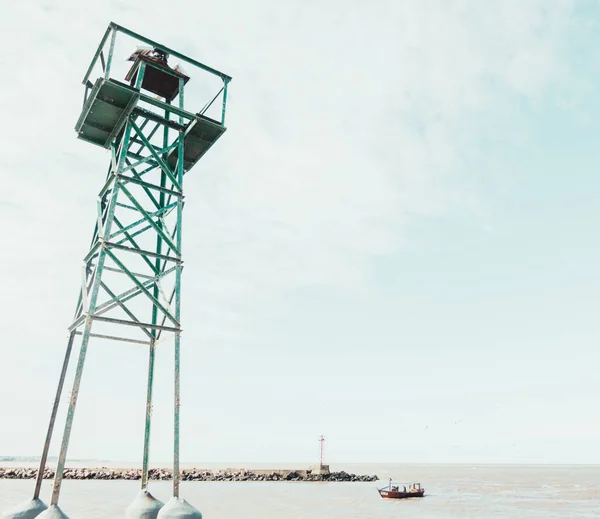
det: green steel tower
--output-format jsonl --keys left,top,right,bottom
{"left": 2, "top": 22, "right": 231, "bottom": 519}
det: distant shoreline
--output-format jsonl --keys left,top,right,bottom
{"left": 3, "top": 457, "right": 600, "bottom": 467}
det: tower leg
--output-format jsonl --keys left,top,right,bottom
{"left": 50, "top": 317, "right": 94, "bottom": 506}
{"left": 42, "top": 175, "right": 120, "bottom": 515}
{"left": 156, "top": 79, "right": 201, "bottom": 519}
{"left": 153, "top": 296, "right": 201, "bottom": 519}
{"left": 125, "top": 340, "right": 164, "bottom": 519}
{"left": 32, "top": 318, "right": 96, "bottom": 519}
{"left": 125, "top": 102, "right": 169, "bottom": 519}
{"left": 34, "top": 332, "right": 76, "bottom": 500}
{"left": 1, "top": 334, "right": 76, "bottom": 519}
{"left": 173, "top": 329, "right": 181, "bottom": 498}
{"left": 140, "top": 111, "right": 168, "bottom": 491}
{"left": 141, "top": 340, "right": 156, "bottom": 490}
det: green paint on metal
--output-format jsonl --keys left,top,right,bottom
{"left": 93, "top": 266, "right": 177, "bottom": 317}
{"left": 137, "top": 91, "right": 196, "bottom": 121}
{"left": 104, "top": 29, "right": 117, "bottom": 80}
{"left": 114, "top": 223, "right": 153, "bottom": 245}
{"left": 122, "top": 156, "right": 159, "bottom": 175}
{"left": 92, "top": 315, "right": 179, "bottom": 333}
{"left": 111, "top": 216, "right": 158, "bottom": 274}
{"left": 123, "top": 139, "right": 180, "bottom": 178}
{"left": 222, "top": 79, "right": 229, "bottom": 124}
{"left": 173, "top": 76, "right": 186, "bottom": 499}
{"left": 106, "top": 241, "right": 181, "bottom": 264}
{"left": 126, "top": 167, "right": 161, "bottom": 210}
{"left": 141, "top": 340, "right": 156, "bottom": 489}
{"left": 119, "top": 174, "right": 183, "bottom": 198}
{"left": 50, "top": 317, "right": 93, "bottom": 506}
{"left": 33, "top": 331, "right": 75, "bottom": 500}
{"left": 98, "top": 172, "right": 116, "bottom": 199}
{"left": 75, "top": 79, "right": 139, "bottom": 149}
{"left": 110, "top": 202, "right": 176, "bottom": 241}
{"left": 82, "top": 25, "right": 112, "bottom": 85}
{"left": 166, "top": 115, "right": 226, "bottom": 173}
{"left": 99, "top": 282, "right": 155, "bottom": 341}
{"left": 104, "top": 248, "right": 179, "bottom": 327}
{"left": 51, "top": 174, "right": 124, "bottom": 505}
{"left": 141, "top": 101, "right": 171, "bottom": 490}
{"left": 130, "top": 120, "right": 182, "bottom": 192}
{"left": 118, "top": 183, "right": 180, "bottom": 255}
{"left": 133, "top": 119, "right": 161, "bottom": 155}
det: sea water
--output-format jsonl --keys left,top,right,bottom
{"left": 1, "top": 463, "right": 599, "bottom": 518}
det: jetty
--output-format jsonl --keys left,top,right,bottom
{"left": 0, "top": 467, "right": 377, "bottom": 483}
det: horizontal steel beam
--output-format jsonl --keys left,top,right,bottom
{"left": 74, "top": 331, "right": 151, "bottom": 345}
{"left": 132, "top": 107, "right": 186, "bottom": 132}
{"left": 109, "top": 202, "right": 177, "bottom": 242}
{"left": 94, "top": 265, "right": 177, "bottom": 317}
{"left": 118, "top": 175, "right": 184, "bottom": 198}
{"left": 93, "top": 314, "right": 180, "bottom": 333}
{"left": 102, "top": 265, "right": 155, "bottom": 280}
{"left": 115, "top": 202, "right": 139, "bottom": 211}
{"left": 105, "top": 248, "right": 179, "bottom": 327}
{"left": 100, "top": 281, "right": 155, "bottom": 341}
{"left": 104, "top": 241, "right": 182, "bottom": 263}
{"left": 138, "top": 93, "right": 196, "bottom": 122}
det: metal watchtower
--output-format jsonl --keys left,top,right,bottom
{"left": 2, "top": 22, "right": 231, "bottom": 519}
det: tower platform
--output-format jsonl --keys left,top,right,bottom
{"left": 75, "top": 78, "right": 139, "bottom": 149}
{"left": 75, "top": 78, "right": 226, "bottom": 170}
{"left": 167, "top": 114, "right": 226, "bottom": 173}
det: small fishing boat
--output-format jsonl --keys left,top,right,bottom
{"left": 378, "top": 479, "right": 425, "bottom": 499}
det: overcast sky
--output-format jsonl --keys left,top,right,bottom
{"left": 1, "top": 0, "right": 600, "bottom": 467}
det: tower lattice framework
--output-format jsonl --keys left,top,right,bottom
{"left": 3, "top": 22, "right": 232, "bottom": 519}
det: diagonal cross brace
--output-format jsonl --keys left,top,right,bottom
{"left": 130, "top": 119, "right": 182, "bottom": 192}
{"left": 119, "top": 183, "right": 180, "bottom": 256}
{"left": 110, "top": 202, "right": 177, "bottom": 241}
{"left": 119, "top": 174, "right": 183, "bottom": 199}
{"left": 93, "top": 265, "right": 177, "bottom": 317}
{"left": 112, "top": 216, "right": 159, "bottom": 275}
{"left": 125, "top": 139, "right": 179, "bottom": 168}
{"left": 105, "top": 248, "right": 179, "bottom": 327}
{"left": 115, "top": 223, "right": 152, "bottom": 246}
{"left": 126, "top": 164, "right": 161, "bottom": 210}
{"left": 100, "top": 281, "right": 155, "bottom": 340}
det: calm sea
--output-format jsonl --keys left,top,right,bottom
{"left": 1, "top": 463, "right": 599, "bottom": 518}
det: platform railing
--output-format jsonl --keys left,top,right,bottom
{"left": 81, "top": 22, "right": 231, "bottom": 125}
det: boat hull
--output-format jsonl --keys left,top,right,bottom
{"left": 378, "top": 489, "right": 425, "bottom": 499}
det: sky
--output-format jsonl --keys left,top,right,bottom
{"left": 0, "top": 0, "right": 600, "bottom": 467}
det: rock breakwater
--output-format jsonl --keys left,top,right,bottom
{"left": 0, "top": 467, "right": 378, "bottom": 482}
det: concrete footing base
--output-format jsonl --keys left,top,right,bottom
{"left": 157, "top": 498, "right": 201, "bottom": 519}
{"left": 126, "top": 491, "right": 164, "bottom": 519}
{"left": 1, "top": 498, "right": 48, "bottom": 519}
{"left": 33, "top": 505, "right": 69, "bottom": 519}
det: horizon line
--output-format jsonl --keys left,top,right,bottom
{"left": 2, "top": 457, "right": 600, "bottom": 467}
